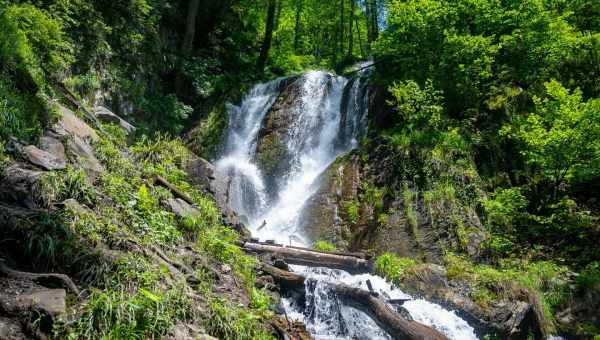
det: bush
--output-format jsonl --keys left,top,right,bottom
{"left": 314, "top": 240, "right": 336, "bottom": 252}
{"left": 374, "top": 253, "right": 418, "bottom": 286}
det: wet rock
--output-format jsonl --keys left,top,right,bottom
{"left": 186, "top": 157, "right": 251, "bottom": 239}
{"left": 22, "top": 145, "right": 66, "bottom": 171}
{"left": 163, "top": 198, "right": 200, "bottom": 218}
{"left": 255, "top": 78, "right": 306, "bottom": 180}
{"left": 51, "top": 102, "right": 99, "bottom": 143}
{"left": 299, "top": 153, "right": 362, "bottom": 246}
{"left": 0, "top": 317, "right": 25, "bottom": 340}
{"left": 66, "top": 135, "right": 104, "bottom": 180}
{"left": 93, "top": 106, "right": 136, "bottom": 136}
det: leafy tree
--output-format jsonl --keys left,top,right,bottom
{"left": 503, "top": 80, "right": 600, "bottom": 201}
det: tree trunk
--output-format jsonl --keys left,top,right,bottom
{"left": 257, "top": 0, "right": 277, "bottom": 73}
{"left": 294, "top": 0, "right": 303, "bottom": 53}
{"left": 339, "top": 0, "right": 345, "bottom": 63}
{"left": 243, "top": 242, "right": 371, "bottom": 273}
{"left": 347, "top": 0, "right": 355, "bottom": 58}
{"left": 175, "top": 0, "right": 201, "bottom": 95}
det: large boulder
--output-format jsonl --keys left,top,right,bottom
{"left": 398, "top": 263, "right": 545, "bottom": 339}
{"left": 22, "top": 145, "right": 66, "bottom": 171}
{"left": 66, "top": 135, "right": 104, "bottom": 180}
{"left": 39, "top": 135, "right": 67, "bottom": 164}
{"left": 0, "top": 164, "right": 45, "bottom": 208}
{"left": 186, "top": 157, "right": 251, "bottom": 239}
{"left": 15, "top": 289, "right": 67, "bottom": 319}
{"left": 51, "top": 102, "right": 99, "bottom": 143}
{"left": 163, "top": 198, "right": 200, "bottom": 218}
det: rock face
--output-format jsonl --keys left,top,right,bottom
{"left": 39, "top": 136, "right": 67, "bottom": 164}
{"left": 299, "top": 153, "right": 362, "bottom": 247}
{"left": 93, "top": 106, "right": 136, "bottom": 136}
{"left": 300, "top": 150, "right": 485, "bottom": 262}
{"left": 22, "top": 145, "right": 67, "bottom": 171}
{"left": 254, "top": 78, "right": 304, "bottom": 183}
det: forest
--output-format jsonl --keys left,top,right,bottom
{"left": 0, "top": 0, "right": 599, "bottom": 339}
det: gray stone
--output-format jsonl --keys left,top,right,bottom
{"left": 93, "top": 106, "right": 136, "bottom": 135}
{"left": 39, "top": 136, "right": 66, "bottom": 163}
{"left": 51, "top": 102, "right": 99, "bottom": 143}
{"left": 0, "top": 317, "right": 25, "bottom": 340}
{"left": 0, "top": 164, "right": 45, "bottom": 208}
{"left": 164, "top": 198, "right": 200, "bottom": 218}
{"left": 66, "top": 135, "right": 104, "bottom": 180}
{"left": 62, "top": 198, "right": 93, "bottom": 215}
{"left": 22, "top": 145, "right": 67, "bottom": 171}
{"left": 16, "top": 289, "right": 66, "bottom": 318}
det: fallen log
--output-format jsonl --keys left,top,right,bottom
{"left": 262, "top": 263, "right": 448, "bottom": 340}
{"left": 153, "top": 175, "right": 195, "bottom": 206}
{"left": 336, "top": 284, "right": 448, "bottom": 340}
{"left": 244, "top": 242, "right": 371, "bottom": 273}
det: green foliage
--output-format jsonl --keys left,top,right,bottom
{"left": 388, "top": 80, "right": 443, "bottom": 134}
{"left": 502, "top": 80, "right": 600, "bottom": 198}
{"left": 205, "top": 297, "right": 274, "bottom": 340}
{"left": 39, "top": 167, "right": 97, "bottom": 207}
{"left": 374, "top": 253, "right": 418, "bottom": 286}
{"left": 58, "top": 286, "right": 191, "bottom": 340}
{"left": 189, "top": 106, "right": 227, "bottom": 159}
{"left": 345, "top": 199, "right": 360, "bottom": 224}
{"left": 481, "top": 187, "right": 528, "bottom": 231}
{"left": 314, "top": 240, "right": 336, "bottom": 252}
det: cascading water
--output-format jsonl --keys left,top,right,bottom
{"left": 216, "top": 69, "right": 478, "bottom": 340}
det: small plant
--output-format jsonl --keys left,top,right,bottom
{"left": 345, "top": 199, "right": 360, "bottom": 224}
{"left": 374, "top": 253, "right": 418, "bottom": 286}
{"left": 314, "top": 240, "right": 336, "bottom": 252}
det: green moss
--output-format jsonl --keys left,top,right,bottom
{"left": 314, "top": 240, "right": 336, "bottom": 252}
{"left": 256, "top": 136, "right": 288, "bottom": 177}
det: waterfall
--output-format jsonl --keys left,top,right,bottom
{"left": 215, "top": 69, "right": 478, "bottom": 340}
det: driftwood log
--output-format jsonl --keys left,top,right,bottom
{"left": 244, "top": 242, "right": 371, "bottom": 273}
{"left": 261, "top": 263, "right": 448, "bottom": 340}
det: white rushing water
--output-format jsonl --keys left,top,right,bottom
{"left": 215, "top": 70, "right": 478, "bottom": 340}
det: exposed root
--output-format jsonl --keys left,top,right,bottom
{"left": 0, "top": 260, "right": 79, "bottom": 295}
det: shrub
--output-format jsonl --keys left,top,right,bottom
{"left": 314, "top": 240, "right": 336, "bottom": 252}
{"left": 374, "top": 253, "right": 418, "bottom": 286}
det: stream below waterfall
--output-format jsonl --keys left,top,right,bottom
{"left": 215, "top": 69, "right": 479, "bottom": 340}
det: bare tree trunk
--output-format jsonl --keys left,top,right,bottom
{"left": 347, "top": 0, "right": 355, "bottom": 58}
{"left": 176, "top": 0, "right": 201, "bottom": 95}
{"left": 257, "top": 0, "right": 277, "bottom": 73}
{"left": 355, "top": 15, "right": 365, "bottom": 56}
{"left": 294, "top": 0, "right": 303, "bottom": 53}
